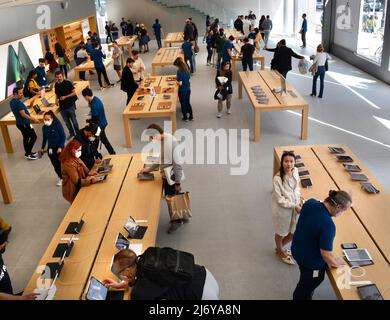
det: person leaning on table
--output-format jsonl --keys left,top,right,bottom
{"left": 60, "top": 139, "right": 98, "bottom": 204}
{"left": 140, "top": 123, "right": 186, "bottom": 234}
{"left": 291, "top": 190, "right": 352, "bottom": 300}
{"left": 272, "top": 151, "right": 303, "bottom": 265}
{"left": 103, "top": 248, "right": 219, "bottom": 300}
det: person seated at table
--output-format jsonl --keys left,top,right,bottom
{"left": 75, "top": 43, "right": 89, "bottom": 81}
{"left": 35, "top": 58, "right": 48, "bottom": 87}
{"left": 272, "top": 151, "right": 303, "bottom": 265}
{"left": 121, "top": 58, "right": 139, "bottom": 105}
{"left": 0, "top": 237, "right": 38, "bottom": 300}
{"left": 74, "top": 124, "right": 103, "bottom": 171}
{"left": 130, "top": 50, "right": 146, "bottom": 82}
{"left": 103, "top": 248, "right": 220, "bottom": 300}
{"left": 41, "top": 111, "right": 66, "bottom": 187}
{"left": 60, "top": 139, "right": 98, "bottom": 204}
{"left": 24, "top": 70, "right": 40, "bottom": 98}
{"left": 10, "top": 87, "right": 40, "bottom": 160}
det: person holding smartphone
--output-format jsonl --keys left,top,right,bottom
{"left": 291, "top": 190, "right": 352, "bottom": 300}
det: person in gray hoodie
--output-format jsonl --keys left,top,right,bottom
{"left": 262, "top": 15, "right": 273, "bottom": 48}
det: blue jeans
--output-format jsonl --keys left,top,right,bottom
{"left": 207, "top": 46, "right": 213, "bottom": 62}
{"left": 312, "top": 66, "right": 326, "bottom": 97}
{"left": 60, "top": 105, "right": 79, "bottom": 137}
{"left": 178, "top": 90, "right": 193, "bottom": 119}
{"left": 216, "top": 53, "right": 223, "bottom": 69}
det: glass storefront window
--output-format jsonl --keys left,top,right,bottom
{"left": 357, "top": 0, "right": 387, "bottom": 64}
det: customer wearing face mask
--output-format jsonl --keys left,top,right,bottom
{"left": 82, "top": 87, "right": 116, "bottom": 155}
{"left": 74, "top": 124, "right": 103, "bottom": 171}
{"left": 41, "top": 111, "right": 66, "bottom": 187}
{"left": 291, "top": 190, "right": 352, "bottom": 300}
{"left": 60, "top": 139, "right": 98, "bottom": 203}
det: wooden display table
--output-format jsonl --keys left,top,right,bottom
{"left": 123, "top": 75, "right": 178, "bottom": 148}
{"left": 164, "top": 32, "right": 184, "bottom": 47}
{"left": 151, "top": 47, "right": 183, "bottom": 75}
{"left": 274, "top": 146, "right": 390, "bottom": 300}
{"left": 85, "top": 154, "right": 163, "bottom": 300}
{"left": 225, "top": 28, "right": 245, "bottom": 41}
{"left": 108, "top": 36, "right": 137, "bottom": 68}
{"left": 238, "top": 70, "right": 309, "bottom": 142}
{"left": 231, "top": 42, "right": 265, "bottom": 80}
{"left": 0, "top": 81, "right": 90, "bottom": 154}
{"left": 0, "top": 159, "right": 12, "bottom": 204}
{"left": 310, "top": 144, "right": 390, "bottom": 263}
{"left": 23, "top": 155, "right": 133, "bottom": 300}
{"left": 74, "top": 58, "right": 114, "bottom": 81}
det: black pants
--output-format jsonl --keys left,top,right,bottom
{"left": 184, "top": 55, "right": 194, "bottom": 73}
{"left": 293, "top": 266, "right": 326, "bottom": 300}
{"left": 301, "top": 32, "right": 307, "bottom": 47}
{"left": 178, "top": 90, "right": 193, "bottom": 119}
{"left": 156, "top": 37, "right": 162, "bottom": 49}
{"left": 16, "top": 124, "right": 37, "bottom": 156}
{"left": 106, "top": 34, "right": 113, "bottom": 43}
{"left": 60, "top": 64, "right": 68, "bottom": 78}
{"left": 163, "top": 178, "right": 176, "bottom": 196}
{"left": 48, "top": 147, "right": 62, "bottom": 178}
{"left": 79, "top": 71, "right": 86, "bottom": 80}
{"left": 96, "top": 67, "right": 111, "bottom": 87}
{"left": 242, "top": 58, "right": 254, "bottom": 71}
{"left": 99, "top": 126, "right": 116, "bottom": 155}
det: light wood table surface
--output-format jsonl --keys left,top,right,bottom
{"left": 225, "top": 28, "right": 245, "bottom": 41}
{"left": 0, "top": 159, "right": 12, "bottom": 204}
{"left": 274, "top": 146, "right": 390, "bottom": 300}
{"left": 85, "top": 154, "right": 163, "bottom": 300}
{"left": 151, "top": 47, "right": 183, "bottom": 75}
{"left": 0, "top": 81, "right": 90, "bottom": 154}
{"left": 123, "top": 75, "right": 178, "bottom": 148}
{"left": 24, "top": 154, "right": 132, "bottom": 300}
{"left": 311, "top": 144, "right": 390, "bottom": 263}
{"left": 164, "top": 32, "right": 184, "bottom": 47}
{"left": 74, "top": 59, "right": 114, "bottom": 81}
{"left": 108, "top": 36, "right": 137, "bottom": 68}
{"left": 238, "top": 70, "right": 309, "bottom": 142}
{"left": 231, "top": 42, "right": 265, "bottom": 80}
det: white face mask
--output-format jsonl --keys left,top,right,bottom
{"left": 44, "top": 120, "right": 53, "bottom": 126}
{"left": 88, "top": 137, "right": 96, "bottom": 142}
{"left": 75, "top": 150, "right": 82, "bottom": 158}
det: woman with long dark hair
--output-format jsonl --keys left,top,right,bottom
{"left": 55, "top": 42, "right": 68, "bottom": 78}
{"left": 174, "top": 57, "right": 193, "bottom": 121}
{"left": 41, "top": 111, "right": 66, "bottom": 186}
{"left": 272, "top": 151, "right": 302, "bottom": 265}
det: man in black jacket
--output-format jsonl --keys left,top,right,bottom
{"left": 265, "top": 39, "right": 304, "bottom": 78}
{"left": 102, "top": 248, "right": 220, "bottom": 300}
{"left": 74, "top": 124, "right": 102, "bottom": 170}
{"left": 121, "top": 58, "right": 139, "bottom": 105}
{"left": 184, "top": 19, "right": 194, "bottom": 41}
{"left": 234, "top": 16, "right": 244, "bottom": 34}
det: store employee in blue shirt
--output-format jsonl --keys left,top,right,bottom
{"left": 90, "top": 43, "right": 114, "bottom": 89}
{"left": 300, "top": 14, "right": 308, "bottom": 48}
{"left": 9, "top": 87, "right": 40, "bottom": 160}
{"left": 222, "top": 36, "right": 236, "bottom": 62}
{"left": 174, "top": 57, "right": 193, "bottom": 121}
{"left": 291, "top": 190, "right": 352, "bottom": 300}
{"left": 82, "top": 87, "right": 116, "bottom": 155}
{"left": 35, "top": 58, "right": 48, "bottom": 87}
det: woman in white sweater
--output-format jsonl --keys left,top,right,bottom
{"left": 310, "top": 44, "right": 329, "bottom": 98}
{"left": 272, "top": 151, "right": 303, "bottom": 265}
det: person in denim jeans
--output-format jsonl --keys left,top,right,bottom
{"left": 54, "top": 71, "right": 80, "bottom": 139}
{"left": 311, "top": 44, "right": 329, "bottom": 99}
{"left": 174, "top": 57, "right": 193, "bottom": 121}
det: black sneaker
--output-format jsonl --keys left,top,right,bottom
{"left": 182, "top": 117, "right": 188, "bottom": 121}
{"left": 189, "top": 117, "right": 194, "bottom": 121}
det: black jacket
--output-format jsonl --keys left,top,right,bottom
{"left": 215, "top": 69, "right": 233, "bottom": 95}
{"left": 234, "top": 19, "right": 244, "bottom": 34}
{"left": 184, "top": 24, "right": 194, "bottom": 41}
{"left": 266, "top": 46, "right": 304, "bottom": 73}
{"left": 121, "top": 66, "right": 138, "bottom": 95}
{"left": 75, "top": 130, "right": 102, "bottom": 171}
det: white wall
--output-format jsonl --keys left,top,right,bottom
{"left": 333, "top": 0, "right": 361, "bottom": 52}
{"left": 259, "top": 0, "right": 284, "bottom": 33}
{"left": 107, "top": 0, "right": 207, "bottom": 39}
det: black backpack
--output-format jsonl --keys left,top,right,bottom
{"left": 137, "top": 247, "right": 195, "bottom": 287}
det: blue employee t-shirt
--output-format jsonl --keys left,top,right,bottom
{"left": 152, "top": 23, "right": 162, "bottom": 37}
{"left": 181, "top": 42, "right": 193, "bottom": 58}
{"left": 222, "top": 41, "right": 234, "bottom": 61}
{"left": 35, "top": 66, "right": 48, "bottom": 86}
{"left": 292, "top": 199, "right": 336, "bottom": 269}
{"left": 90, "top": 49, "right": 106, "bottom": 69}
{"left": 90, "top": 96, "right": 108, "bottom": 128}
{"left": 176, "top": 70, "right": 191, "bottom": 93}
{"left": 10, "top": 98, "right": 30, "bottom": 126}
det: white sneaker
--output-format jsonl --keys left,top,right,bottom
{"left": 25, "top": 154, "right": 38, "bottom": 160}
{"left": 56, "top": 179, "right": 63, "bottom": 187}
{"left": 227, "top": 109, "right": 232, "bottom": 115}
{"left": 217, "top": 113, "right": 222, "bottom": 118}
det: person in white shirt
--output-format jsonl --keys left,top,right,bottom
{"left": 243, "top": 16, "right": 251, "bottom": 35}
{"left": 272, "top": 151, "right": 303, "bottom": 265}
{"left": 130, "top": 50, "right": 146, "bottom": 82}
{"left": 310, "top": 44, "right": 329, "bottom": 98}
{"left": 76, "top": 47, "right": 89, "bottom": 81}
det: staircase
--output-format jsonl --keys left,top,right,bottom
{"left": 150, "top": 0, "right": 233, "bottom": 26}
